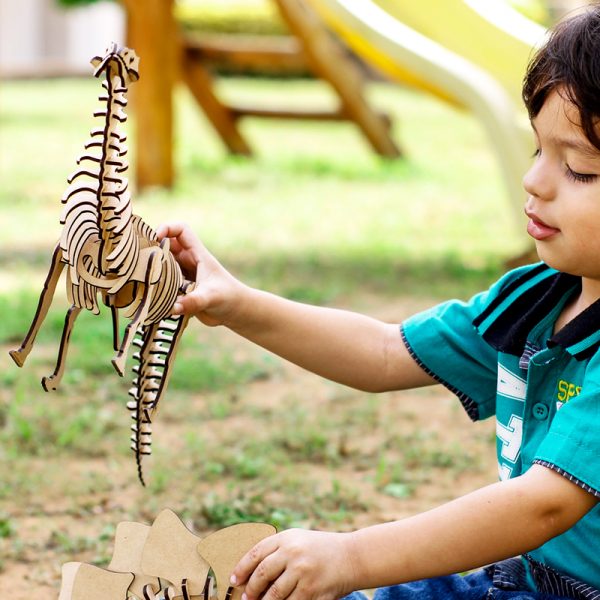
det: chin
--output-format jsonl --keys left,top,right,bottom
{"left": 534, "top": 248, "right": 573, "bottom": 275}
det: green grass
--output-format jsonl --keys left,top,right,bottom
{"left": 0, "top": 77, "right": 524, "bottom": 297}
{"left": 0, "top": 76, "right": 507, "bottom": 585}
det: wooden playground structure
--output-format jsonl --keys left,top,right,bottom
{"left": 120, "top": 0, "right": 401, "bottom": 191}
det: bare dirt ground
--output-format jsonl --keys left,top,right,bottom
{"left": 0, "top": 295, "right": 498, "bottom": 599}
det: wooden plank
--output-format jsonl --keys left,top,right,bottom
{"left": 228, "top": 104, "right": 392, "bottom": 127}
{"left": 184, "top": 34, "right": 309, "bottom": 74}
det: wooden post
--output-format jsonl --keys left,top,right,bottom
{"left": 121, "top": 0, "right": 177, "bottom": 190}
{"left": 182, "top": 50, "right": 252, "bottom": 156}
{"left": 275, "top": 0, "right": 401, "bottom": 158}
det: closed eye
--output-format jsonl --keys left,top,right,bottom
{"left": 565, "top": 164, "right": 598, "bottom": 183}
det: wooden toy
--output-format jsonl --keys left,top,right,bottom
{"left": 197, "top": 521, "right": 277, "bottom": 600}
{"left": 141, "top": 508, "right": 210, "bottom": 597}
{"left": 58, "top": 509, "right": 277, "bottom": 600}
{"left": 8, "top": 43, "right": 194, "bottom": 486}
{"left": 59, "top": 562, "right": 134, "bottom": 600}
{"left": 108, "top": 522, "right": 160, "bottom": 597}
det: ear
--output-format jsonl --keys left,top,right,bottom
{"left": 90, "top": 56, "right": 102, "bottom": 68}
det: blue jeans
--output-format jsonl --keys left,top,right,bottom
{"left": 342, "top": 561, "right": 570, "bottom": 600}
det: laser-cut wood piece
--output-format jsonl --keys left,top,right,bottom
{"left": 197, "top": 523, "right": 277, "bottom": 600}
{"left": 58, "top": 562, "right": 133, "bottom": 600}
{"left": 108, "top": 521, "right": 161, "bottom": 598}
{"left": 141, "top": 509, "right": 211, "bottom": 598}
{"left": 58, "top": 511, "right": 277, "bottom": 600}
{"left": 7, "top": 42, "right": 194, "bottom": 486}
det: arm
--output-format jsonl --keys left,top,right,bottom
{"left": 231, "top": 465, "right": 598, "bottom": 600}
{"left": 157, "top": 222, "right": 434, "bottom": 392}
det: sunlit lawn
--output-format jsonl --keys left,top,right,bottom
{"left": 0, "top": 75, "right": 519, "bottom": 592}
{"left": 0, "top": 76, "right": 525, "bottom": 297}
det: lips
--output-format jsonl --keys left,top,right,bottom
{"left": 526, "top": 213, "right": 560, "bottom": 241}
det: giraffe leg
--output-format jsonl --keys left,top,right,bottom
{"left": 42, "top": 305, "right": 82, "bottom": 392}
{"left": 112, "top": 251, "right": 160, "bottom": 377}
{"left": 110, "top": 301, "right": 119, "bottom": 352}
{"left": 9, "top": 243, "right": 64, "bottom": 368}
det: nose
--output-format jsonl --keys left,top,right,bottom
{"left": 522, "top": 154, "right": 554, "bottom": 201}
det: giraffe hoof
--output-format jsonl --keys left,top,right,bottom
{"left": 9, "top": 350, "right": 24, "bottom": 368}
{"left": 111, "top": 357, "right": 125, "bottom": 377}
{"left": 41, "top": 376, "right": 58, "bottom": 392}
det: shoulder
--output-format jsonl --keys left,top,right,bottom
{"left": 474, "top": 263, "right": 578, "bottom": 354}
{"left": 474, "top": 262, "right": 559, "bottom": 329}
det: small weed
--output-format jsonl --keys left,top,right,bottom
{"left": 1, "top": 385, "right": 119, "bottom": 458}
{"left": 200, "top": 489, "right": 304, "bottom": 529}
{"left": 374, "top": 454, "right": 412, "bottom": 495}
{"left": 314, "top": 479, "right": 369, "bottom": 524}
{"left": 381, "top": 483, "right": 412, "bottom": 499}
{"left": 47, "top": 530, "right": 97, "bottom": 554}
{"left": 147, "top": 464, "right": 172, "bottom": 494}
{"left": 171, "top": 346, "right": 272, "bottom": 393}
{"left": 274, "top": 405, "right": 343, "bottom": 465}
{"left": 0, "top": 515, "right": 15, "bottom": 539}
{"left": 404, "top": 440, "right": 475, "bottom": 475}
{"left": 191, "top": 437, "right": 279, "bottom": 481}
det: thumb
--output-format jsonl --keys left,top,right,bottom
{"left": 172, "top": 290, "right": 208, "bottom": 317}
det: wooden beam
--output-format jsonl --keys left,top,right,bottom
{"left": 228, "top": 104, "right": 392, "bottom": 127}
{"left": 122, "top": 0, "right": 177, "bottom": 190}
{"left": 182, "top": 50, "right": 252, "bottom": 156}
{"left": 274, "top": 0, "right": 402, "bottom": 158}
{"left": 184, "top": 34, "right": 309, "bottom": 74}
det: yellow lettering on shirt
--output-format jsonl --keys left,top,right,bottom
{"left": 557, "top": 379, "right": 582, "bottom": 403}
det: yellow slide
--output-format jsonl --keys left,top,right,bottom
{"left": 373, "top": 0, "right": 546, "bottom": 109}
{"left": 305, "top": 0, "right": 546, "bottom": 237}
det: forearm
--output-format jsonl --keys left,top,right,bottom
{"left": 157, "top": 222, "right": 434, "bottom": 392}
{"left": 227, "top": 287, "right": 431, "bottom": 392}
{"left": 346, "top": 466, "right": 597, "bottom": 589}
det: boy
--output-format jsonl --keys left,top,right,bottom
{"left": 157, "top": 5, "right": 600, "bottom": 599}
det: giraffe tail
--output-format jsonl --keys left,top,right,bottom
{"left": 127, "top": 313, "right": 190, "bottom": 486}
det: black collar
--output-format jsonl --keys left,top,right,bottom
{"left": 473, "top": 264, "right": 600, "bottom": 361}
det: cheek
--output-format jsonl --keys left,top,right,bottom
{"left": 561, "top": 189, "right": 600, "bottom": 234}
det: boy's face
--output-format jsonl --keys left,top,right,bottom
{"left": 524, "top": 89, "right": 600, "bottom": 280}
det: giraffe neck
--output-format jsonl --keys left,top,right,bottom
{"left": 96, "top": 74, "right": 135, "bottom": 274}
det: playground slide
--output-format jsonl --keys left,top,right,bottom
{"left": 305, "top": 0, "right": 545, "bottom": 235}
{"left": 373, "top": 0, "right": 546, "bottom": 109}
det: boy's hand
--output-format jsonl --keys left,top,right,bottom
{"left": 156, "top": 221, "right": 246, "bottom": 327}
{"left": 230, "top": 529, "right": 357, "bottom": 600}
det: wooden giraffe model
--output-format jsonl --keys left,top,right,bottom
{"left": 59, "top": 509, "right": 276, "bottom": 600}
{"left": 8, "top": 43, "right": 194, "bottom": 485}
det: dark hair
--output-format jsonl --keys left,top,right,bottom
{"left": 522, "top": 4, "right": 600, "bottom": 150}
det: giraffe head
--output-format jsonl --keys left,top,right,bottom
{"left": 91, "top": 42, "right": 140, "bottom": 86}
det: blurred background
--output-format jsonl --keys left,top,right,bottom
{"left": 0, "top": 0, "right": 593, "bottom": 597}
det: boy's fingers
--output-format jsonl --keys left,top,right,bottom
{"left": 156, "top": 222, "right": 195, "bottom": 248}
{"left": 258, "top": 571, "right": 297, "bottom": 600}
{"left": 243, "top": 551, "right": 288, "bottom": 600}
{"left": 156, "top": 222, "right": 184, "bottom": 240}
{"left": 232, "top": 538, "right": 278, "bottom": 588}
{"left": 172, "top": 293, "right": 196, "bottom": 316}
{"left": 173, "top": 289, "right": 214, "bottom": 316}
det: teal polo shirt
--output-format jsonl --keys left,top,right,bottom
{"left": 401, "top": 262, "right": 600, "bottom": 590}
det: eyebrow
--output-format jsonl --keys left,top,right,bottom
{"left": 554, "top": 137, "right": 600, "bottom": 158}
{"left": 532, "top": 123, "right": 600, "bottom": 159}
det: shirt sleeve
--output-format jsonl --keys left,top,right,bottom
{"left": 534, "top": 352, "right": 600, "bottom": 496}
{"left": 401, "top": 271, "right": 520, "bottom": 421}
